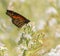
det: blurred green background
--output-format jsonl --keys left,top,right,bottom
{"left": 0, "top": 0, "right": 60, "bottom": 56}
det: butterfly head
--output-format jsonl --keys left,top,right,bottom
{"left": 6, "top": 10, "right": 14, "bottom": 17}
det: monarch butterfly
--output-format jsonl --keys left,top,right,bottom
{"left": 6, "top": 10, "right": 30, "bottom": 28}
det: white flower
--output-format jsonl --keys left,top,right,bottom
{"left": 48, "top": 45, "right": 60, "bottom": 56}
{"left": 56, "top": 45, "right": 60, "bottom": 50}
{"left": 0, "top": 33, "right": 9, "bottom": 40}
{"left": 24, "top": 34, "right": 32, "bottom": 39}
{"left": 19, "top": 44, "right": 28, "bottom": 50}
{"left": 37, "top": 20, "right": 46, "bottom": 30}
{"left": 0, "top": 43, "right": 7, "bottom": 50}
{"left": 55, "top": 32, "right": 60, "bottom": 38}
{"left": 0, "top": 46, "right": 8, "bottom": 50}
{"left": 0, "top": 34, "right": 6, "bottom": 40}
{"left": 16, "top": 46, "right": 23, "bottom": 56}
{"left": 55, "top": 28, "right": 60, "bottom": 38}
{"left": 50, "top": 49, "right": 56, "bottom": 52}
{"left": 49, "top": 18, "right": 57, "bottom": 27}
{"left": 48, "top": 52, "right": 57, "bottom": 56}
{"left": 20, "top": 0, "right": 25, "bottom": 3}
{"left": 4, "top": 53, "right": 8, "bottom": 56}
{"left": 8, "top": 0, "right": 15, "bottom": 10}
{"left": 28, "top": 41, "right": 34, "bottom": 48}
{"left": 46, "top": 7, "right": 57, "bottom": 14}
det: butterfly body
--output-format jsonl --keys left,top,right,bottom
{"left": 6, "top": 10, "right": 30, "bottom": 28}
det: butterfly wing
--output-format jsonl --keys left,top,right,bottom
{"left": 6, "top": 10, "right": 30, "bottom": 28}
{"left": 12, "top": 17, "right": 29, "bottom": 28}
